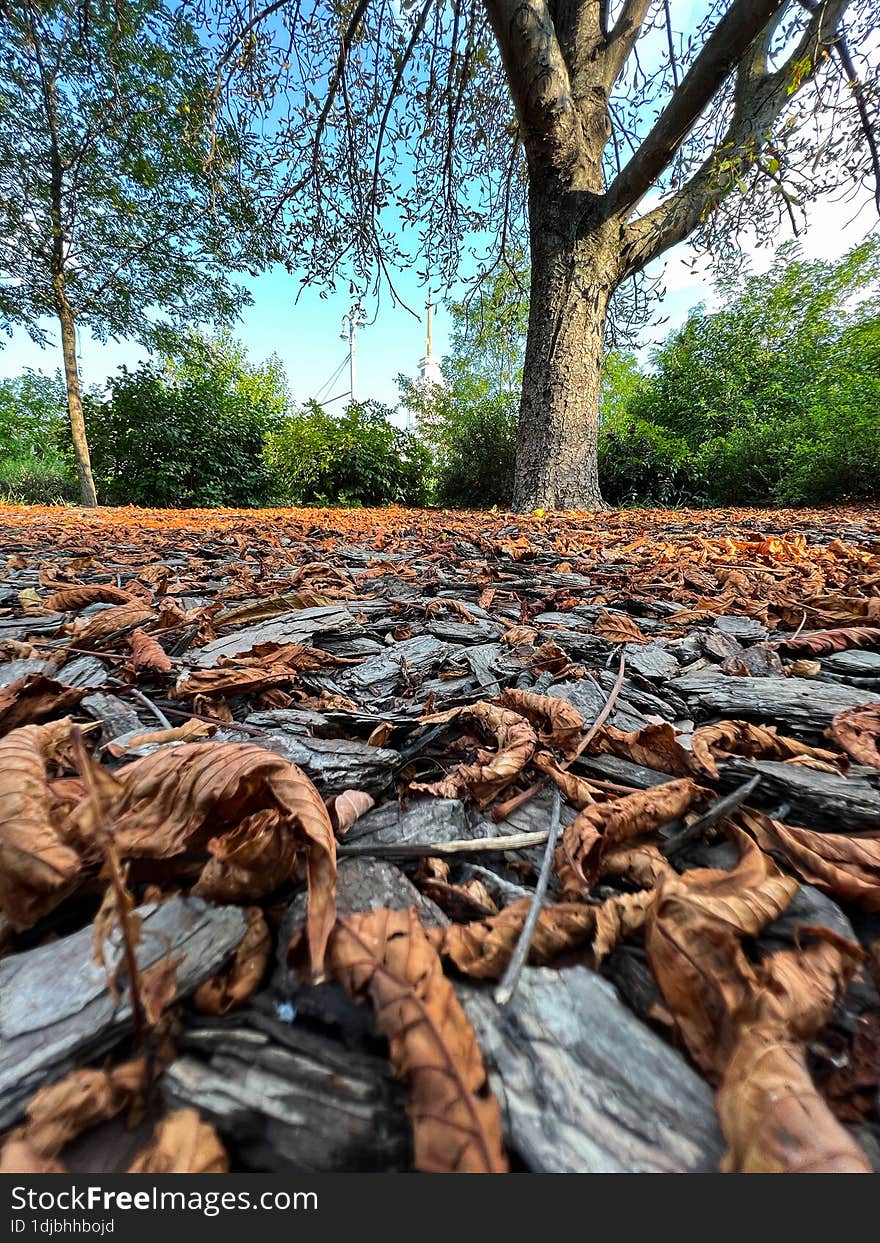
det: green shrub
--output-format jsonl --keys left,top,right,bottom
{"left": 266, "top": 401, "right": 431, "bottom": 506}
{"left": 0, "top": 454, "right": 78, "bottom": 504}
{"left": 87, "top": 333, "right": 285, "bottom": 507}
{"left": 598, "top": 421, "right": 696, "bottom": 507}
{"left": 434, "top": 395, "right": 517, "bottom": 506}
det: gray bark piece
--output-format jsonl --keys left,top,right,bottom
{"left": 0, "top": 614, "right": 65, "bottom": 641}
{"left": 670, "top": 671, "right": 876, "bottom": 732}
{"left": 714, "top": 615, "right": 767, "bottom": 641}
{"left": 345, "top": 797, "right": 476, "bottom": 846}
{"left": 550, "top": 678, "right": 647, "bottom": 732}
{"left": 81, "top": 692, "right": 147, "bottom": 744}
{"left": 238, "top": 732, "right": 400, "bottom": 796}
{"left": 337, "top": 635, "right": 450, "bottom": 700}
{"left": 717, "top": 757, "right": 880, "bottom": 833}
{"left": 459, "top": 967, "right": 724, "bottom": 1173}
{"left": 623, "top": 641, "right": 680, "bottom": 681}
{"left": 163, "top": 1018, "right": 410, "bottom": 1173}
{"left": 56, "top": 655, "right": 110, "bottom": 688}
{"left": 0, "top": 898, "right": 246, "bottom": 1129}
{"left": 185, "top": 605, "right": 360, "bottom": 668}
{"left": 427, "top": 619, "right": 501, "bottom": 644}
{"left": 821, "top": 650, "right": 880, "bottom": 677}
{"left": 460, "top": 643, "right": 524, "bottom": 690}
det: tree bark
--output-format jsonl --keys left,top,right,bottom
{"left": 512, "top": 190, "right": 614, "bottom": 512}
{"left": 55, "top": 291, "right": 98, "bottom": 508}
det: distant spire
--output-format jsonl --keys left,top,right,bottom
{"left": 417, "top": 295, "right": 443, "bottom": 389}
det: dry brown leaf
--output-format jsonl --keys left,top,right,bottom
{"left": 69, "top": 741, "right": 336, "bottom": 977}
{"left": 555, "top": 777, "right": 703, "bottom": 896}
{"left": 773, "top": 626, "right": 880, "bottom": 656}
{"left": 193, "top": 908, "right": 271, "bottom": 1014}
{"left": 428, "top": 889, "right": 655, "bottom": 979}
{"left": 328, "top": 906, "right": 507, "bottom": 1173}
{"left": 214, "top": 591, "right": 336, "bottom": 627}
{"left": 588, "top": 722, "right": 697, "bottom": 777}
{"left": 690, "top": 719, "right": 844, "bottom": 778}
{"left": 645, "top": 828, "right": 800, "bottom": 1077}
{"left": 787, "top": 658, "right": 822, "bottom": 678}
{"left": 326, "top": 788, "right": 375, "bottom": 835}
{"left": 417, "top": 701, "right": 537, "bottom": 804}
{"left": 128, "top": 1109, "right": 229, "bottom": 1173}
{"left": 532, "top": 750, "right": 604, "bottom": 808}
{"left": 593, "top": 610, "right": 650, "bottom": 645}
{"left": 0, "top": 1140, "right": 65, "bottom": 1173}
{"left": 717, "top": 934, "right": 870, "bottom": 1173}
{"left": 127, "top": 628, "right": 172, "bottom": 673}
{"left": 742, "top": 807, "right": 880, "bottom": 910}
{"left": 0, "top": 719, "right": 81, "bottom": 929}
{"left": 2, "top": 1059, "right": 147, "bottom": 1159}
{"left": 66, "top": 603, "right": 156, "bottom": 648}
{"left": 47, "top": 584, "right": 135, "bottom": 611}
{"left": 0, "top": 674, "right": 86, "bottom": 736}
{"left": 498, "top": 688, "right": 584, "bottom": 756}
{"left": 831, "top": 703, "right": 880, "bottom": 768}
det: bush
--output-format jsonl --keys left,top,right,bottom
{"left": 0, "top": 454, "right": 78, "bottom": 504}
{"left": 87, "top": 333, "right": 284, "bottom": 507}
{"left": 434, "top": 395, "right": 517, "bottom": 506}
{"left": 266, "top": 401, "right": 431, "bottom": 506}
{"left": 598, "top": 420, "right": 696, "bottom": 507}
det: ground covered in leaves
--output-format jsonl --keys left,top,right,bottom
{"left": 1, "top": 502, "right": 880, "bottom": 1175}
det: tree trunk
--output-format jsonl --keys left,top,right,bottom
{"left": 56, "top": 294, "right": 98, "bottom": 508}
{"left": 512, "top": 190, "right": 615, "bottom": 512}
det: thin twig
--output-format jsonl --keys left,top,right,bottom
{"left": 494, "top": 788, "right": 562, "bottom": 1007}
{"left": 337, "top": 829, "right": 551, "bottom": 860}
{"left": 662, "top": 775, "right": 761, "bottom": 858}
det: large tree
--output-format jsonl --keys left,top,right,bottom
{"left": 205, "top": 0, "right": 878, "bottom": 509}
{"left": 0, "top": 0, "right": 269, "bottom": 506}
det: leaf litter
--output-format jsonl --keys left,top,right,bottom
{"left": 0, "top": 502, "right": 879, "bottom": 1173}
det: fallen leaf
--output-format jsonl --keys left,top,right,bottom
{"left": 498, "top": 688, "right": 584, "bottom": 755}
{"left": 0, "top": 674, "right": 86, "bottom": 736}
{"left": 128, "top": 1109, "right": 229, "bottom": 1174}
{"left": 417, "top": 701, "right": 537, "bottom": 804}
{"left": 0, "top": 719, "right": 81, "bottom": 929}
{"left": 328, "top": 906, "right": 507, "bottom": 1173}
{"left": 193, "top": 907, "right": 271, "bottom": 1014}
{"left": 773, "top": 626, "right": 880, "bottom": 656}
{"left": 593, "top": 610, "right": 650, "bottom": 645}
{"left": 742, "top": 807, "right": 880, "bottom": 910}
{"left": 831, "top": 703, "right": 880, "bottom": 768}
{"left": 47, "top": 584, "right": 134, "bottom": 611}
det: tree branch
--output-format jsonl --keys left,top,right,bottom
{"left": 482, "top": 0, "right": 585, "bottom": 180}
{"left": 618, "top": 0, "right": 851, "bottom": 278}
{"left": 605, "top": 0, "right": 785, "bottom": 216}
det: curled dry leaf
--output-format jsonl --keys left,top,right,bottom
{"left": 127, "top": 628, "right": 172, "bottom": 674}
{"left": 555, "top": 777, "right": 703, "bottom": 896}
{"left": 327, "top": 906, "right": 507, "bottom": 1173}
{"left": 69, "top": 742, "right": 336, "bottom": 977}
{"left": 717, "top": 933, "right": 870, "bottom": 1173}
{"left": 741, "top": 807, "right": 880, "bottom": 911}
{"left": 831, "top": 703, "right": 880, "bottom": 768}
{"left": 0, "top": 674, "right": 86, "bottom": 736}
{"left": 193, "top": 908, "right": 271, "bottom": 1014}
{"left": 593, "top": 610, "right": 650, "bottom": 645}
{"left": 66, "top": 602, "right": 156, "bottom": 648}
{"left": 47, "top": 584, "right": 134, "bottom": 611}
{"left": 588, "top": 722, "right": 697, "bottom": 777}
{"left": 0, "top": 719, "right": 81, "bottom": 929}
{"left": 646, "top": 828, "right": 800, "bottom": 1076}
{"left": 326, "top": 788, "right": 375, "bottom": 835}
{"left": 690, "top": 720, "right": 845, "bottom": 778}
{"left": 0, "top": 1140, "right": 65, "bottom": 1173}
{"left": 1, "top": 1058, "right": 148, "bottom": 1160}
{"left": 772, "top": 626, "right": 880, "bottom": 656}
{"left": 428, "top": 890, "right": 655, "bottom": 979}
{"left": 128, "top": 1109, "right": 229, "bottom": 1174}
{"left": 498, "top": 688, "right": 584, "bottom": 756}
{"left": 417, "top": 701, "right": 537, "bottom": 805}
{"left": 532, "top": 751, "right": 604, "bottom": 808}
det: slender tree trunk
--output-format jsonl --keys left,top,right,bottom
{"left": 512, "top": 189, "right": 616, "bottom": 512}
{"left": 55, "top": 291, "right": 98, "bottom": 507}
